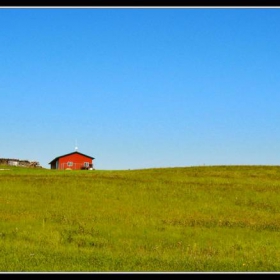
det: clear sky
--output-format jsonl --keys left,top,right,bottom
{"left": 1, "top": 6, "right": 280, "bottom": 170}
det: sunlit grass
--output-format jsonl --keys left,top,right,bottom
{"left": 1, "top": 165, "right": 280, "bottom": 272}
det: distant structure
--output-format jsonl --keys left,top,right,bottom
{"left": 48, "top": 150, "right": 95, "bottom": 170}
{"left": 0, "top": 158, "right": 41, "bottom": 168}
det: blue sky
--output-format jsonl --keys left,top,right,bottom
{"left": 1, "top": 7, "right": 280, "bottom": 170}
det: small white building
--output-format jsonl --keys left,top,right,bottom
{"left": 8, "top": 160, "right": 19, "bottom": 166}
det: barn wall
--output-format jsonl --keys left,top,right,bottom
{"left": 58, "top": 154, "right": 93, "bottom": 170}
{"left": 50, "top": 160, "right": 58, "bottom": 169}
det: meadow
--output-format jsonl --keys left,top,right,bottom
{"left": 1, "top": 164, "right": 280, "bottom": 272}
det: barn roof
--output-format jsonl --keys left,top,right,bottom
{"left": 48, "top": 151, "right": 95, "bottom": 164}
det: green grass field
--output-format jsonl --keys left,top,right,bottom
{"left": 1, "top": 164, "right": 280, "bottom": 272}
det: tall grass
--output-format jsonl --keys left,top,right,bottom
{"left": 1, "top": 165, "right": 280, "bottom": 272}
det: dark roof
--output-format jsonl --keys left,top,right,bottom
{"left": 48, "top": 151, "right": 95, "bottom": 164}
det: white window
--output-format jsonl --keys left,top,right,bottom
{"left": 84, "top": 162, "right": 89, "bottom": 167}
{"left": 67, "top": 161, "right": 73, "bottom": 167}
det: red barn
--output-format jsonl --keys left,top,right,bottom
{"left": 49, "top": 151, "right": 95, "bottom": 170}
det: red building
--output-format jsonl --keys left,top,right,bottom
{"left": 49, "top": 151, "right": 95, "bottom": 170}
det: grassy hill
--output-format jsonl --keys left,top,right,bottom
{"left": 1, "top": 164, "right": 280, "bottom": 272}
